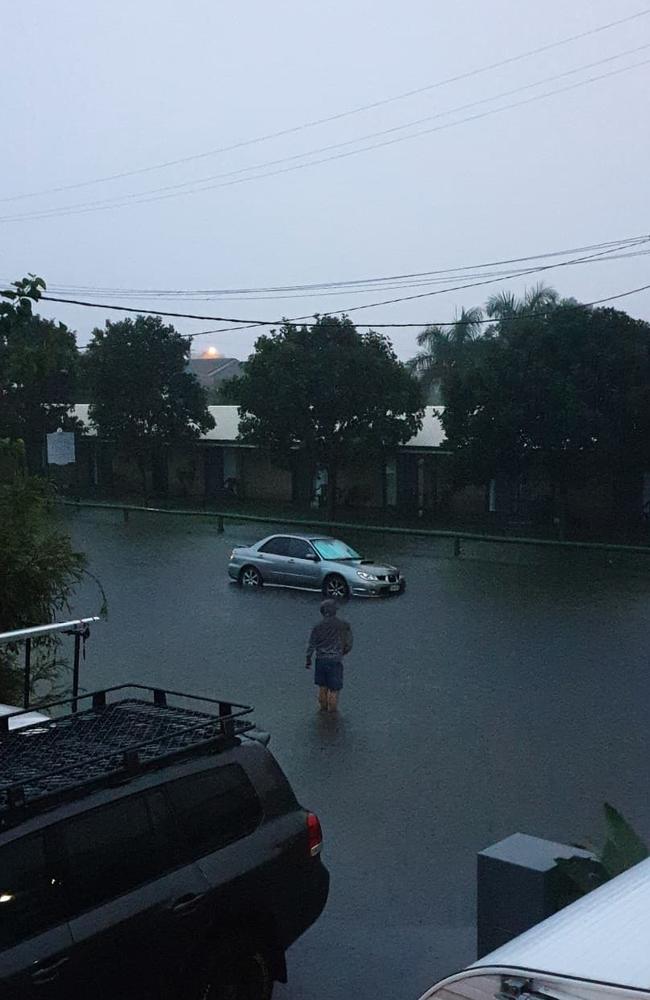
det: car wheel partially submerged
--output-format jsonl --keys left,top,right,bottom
{"left": 239, "top": 566, "right": 263, "bottom": 588}
{"left": 322, "top": 574, "right": 349, "bottom": 600}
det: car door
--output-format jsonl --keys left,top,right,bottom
{"left": 285, "top": 538, "right": 322, "bottom": 589}
{"left": 256, "top": 536, "right": 292, "bottom": 584}
{"left": 0, "top": 829, "right": 75, "bottom": 1000}
{"left": 59, "top": 791, "right": 209, "bottom": 1000}
{"left": 164, "top": 763, "right": 264, "bottom": 932}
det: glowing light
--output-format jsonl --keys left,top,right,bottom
{"left": 203, "top": 346, "right": 220, "bottom": 359}
{"left": 0, "top": 893, "right": 14, "bottom": 903}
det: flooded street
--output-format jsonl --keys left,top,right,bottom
{"left": 66, "top": 508, "right": 650, "bottom": 1000}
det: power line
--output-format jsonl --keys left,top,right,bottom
{"left": 24, "top": 44, "right": 650, "bottom": 212}
{"left": 4, "top": 7, "right": 649, "bottom": 204}
{"left": 17, "top": 242, "right": 650, "bottom": 303}
{"left": 4, "top": 53, "right": 650, "bottom": 224}
{"left": 40, "top": 241, "right": 650, "bottom": 334}
{"left": 72, "top": 280, "right": 650, "bottom": 350}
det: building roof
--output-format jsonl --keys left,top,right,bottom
{"left": 73, "top": 405, "right": 446, "bottom": 450}
{"left": 187, "top": 358, "right": 242, "bottom": 388}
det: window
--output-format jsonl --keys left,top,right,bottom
{"left": 0, "top": 833, "right": 63, "bottom": 948}
{"left": 258, "top": 536, "right": 290, "bottom": 556}
{"left": 62, "top": 795, "right": 160, "bottom": 912}
{"left": 287, "top": 538, "right": 315, "bottom": 559}
{"left": 166, "top": 765, "right": 261, "bottom": 859}
{"left": 311, "top": 538, "right": 360, "bottom": 560}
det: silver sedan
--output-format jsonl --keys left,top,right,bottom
{"left": 228, "top": 533, "right": 406, "bottom": 599}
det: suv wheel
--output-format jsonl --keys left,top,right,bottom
{"left": 239, "top": 566, "right": 263, "bottom": 588}
{"left": 323, "top": 574, "right": 349, "bottom": 600}
{"left": 192, "top": 939, "right": 273, "bottom": 1000}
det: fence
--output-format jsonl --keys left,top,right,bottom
{"left": 61, "top": 498, "right": 650, "bottom": 561}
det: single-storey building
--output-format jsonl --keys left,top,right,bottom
{"left": 71, "top": 404, "right": 487, "bottom": 516}
{"left": 69, "top": 405, "right": 648, "bottom": 532}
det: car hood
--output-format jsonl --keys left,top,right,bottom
{"left": 344, "top": 559, "right": 400, "bottom": 574}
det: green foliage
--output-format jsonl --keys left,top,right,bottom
{"left": 231, "top": 316, "right": 424, "bottom": 512}
{"left": 412, "top": 286, "right": 650, "bottom": 503}
{"left": 556, "top": 803, "right": 649, "bottom": 896}
{"left": 0, "top": 459, "right": 86, "bottom": 702}
{"left": 82, "top": 316, "right": 215, "bottom": 490}
{"left": 0, "top": 276, "right": 79, "bottom": 471}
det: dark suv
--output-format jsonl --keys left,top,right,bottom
{"left": 0, "top": 685, "right": 329, "bottom": 999}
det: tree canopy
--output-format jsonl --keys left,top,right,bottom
{"left": 0, "top": 441, "right": 87, "bottom": 702}
{"left": 231, "top": 315, "right": 424, "bottom": 514}
{"left": 0, "top": 275, "right": 79, "bottom": 472}
{"left": 83, "top": 315, "right": 215, "bottom": 491}
{"left": 413, "top": 286, "right": 650, "bottom": 525}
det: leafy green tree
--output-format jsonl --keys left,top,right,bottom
{"left": 0, "top": 441, "right": 86, "bottom": 702}
{"left": 430, "top": 288, "right": 650, "bottom": 532}
{"left": 0, "top": 275, "right": 79, "bottom": 472}
{"left": 231, "top": 315, "right": 424, "bottom": 516}
{"left": 83, "top": 316, "right": 215, "bottom": 494}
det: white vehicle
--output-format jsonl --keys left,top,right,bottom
{"left": 0, "top": 703, "right": 52, "bottom": 732}
{"left": 420, "top": 858, "right": 650, "bottom": 1000}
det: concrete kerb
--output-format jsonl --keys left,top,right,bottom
{"left": 60, "top": 499, "right": 650, "bottom": 560}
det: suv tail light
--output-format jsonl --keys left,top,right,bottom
{"left": 307, "top": 812, "right": 323, "bottom": 856}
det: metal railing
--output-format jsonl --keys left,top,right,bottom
{"left": 61, "top": 498, "right": 650, "bottom": 559}
{"left": 0, "top": 617, "right": 101, "bottom": 710}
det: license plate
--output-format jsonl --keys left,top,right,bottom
{"left": 389, "top": 583, "right": 400, "bottom": 592}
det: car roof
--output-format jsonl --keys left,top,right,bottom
{"left": 262, "top": 532, "right": 336, "bottom": 542}
{"left": 421, "top": 859, "right": 650, "bottom": 999}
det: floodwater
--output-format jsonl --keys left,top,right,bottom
{"left": 64, "top": 508, "right": 650, "bottom": 1000}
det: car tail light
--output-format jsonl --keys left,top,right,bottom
{"left": 307, "top": 812, "right": 323, "bottom": 857}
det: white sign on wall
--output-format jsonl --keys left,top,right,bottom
{"left": 46, "top": 431, "right": 76, "bottom": 466}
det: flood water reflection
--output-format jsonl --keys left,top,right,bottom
{"left": 65, "top": 509, "right": 650, "bottom": 1000}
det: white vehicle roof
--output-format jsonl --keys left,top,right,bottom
{"left": 420, "top": 859, "right": 650, "bottom": 1000}
{"left": 0, "top": 703, "right": 51, "bottom": 731}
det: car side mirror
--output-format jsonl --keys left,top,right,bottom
{"left": 305, "top": 552, "right": 319, "bottom": 561}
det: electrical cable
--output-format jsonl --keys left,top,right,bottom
{"left": 41, "top": 241, "right": 650, "bottom": 334}
{"left": 4, "top": 53, "right": 650, "bottom": 223}
{"left": 18, "top": 244, "right": 650, "bottom": 304}
{"left": 72, "top": 279, "right": 650, "bottom": 349}
{"left": 4, "top": 7, "right": 649, "bottom": 204}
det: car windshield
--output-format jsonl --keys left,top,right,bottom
{"left": 311, "top": 539, "right": 360, "bottom": 561}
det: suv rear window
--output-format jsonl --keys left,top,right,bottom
{"left": 61, "top": 794, "right": 161, "bottom": 911}
{"left": 166, "top": 764, "right": 262, "bottom": 859}
{"left": 0, "top": 833, "right": 63, "bottom": 947}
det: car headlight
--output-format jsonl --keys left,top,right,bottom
{"left": 356, "top": 571, "right": 378, "bottom": 581}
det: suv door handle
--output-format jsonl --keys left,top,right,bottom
{"left": 169, "top": 893, "right": 205, "bottom": 915}
{"left": 31, "top": 956, "right": 70, "bottom": 984}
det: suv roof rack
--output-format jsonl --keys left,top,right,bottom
{"left": 0, "top": 684, "right": 254, "bottom": 830}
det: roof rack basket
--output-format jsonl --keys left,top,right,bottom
{"left": 0, "top": 684, "right": 254, "bottom": 828}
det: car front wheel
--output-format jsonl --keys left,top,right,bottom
{"left": 239, "top": 566, "right": 263, "bottom": 588}
{"left": 322, "top": 574, "right": 349, "bottom": 600}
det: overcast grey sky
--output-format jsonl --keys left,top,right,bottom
{"left": 3, "top": 0, "right": 649, "bottom": 360}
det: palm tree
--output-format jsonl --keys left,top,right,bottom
{"left": 485, "top": 282, "right": 558, "bottom": 322}
{"left": 408, "top": 306, "right": 484, "bottom": 402}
